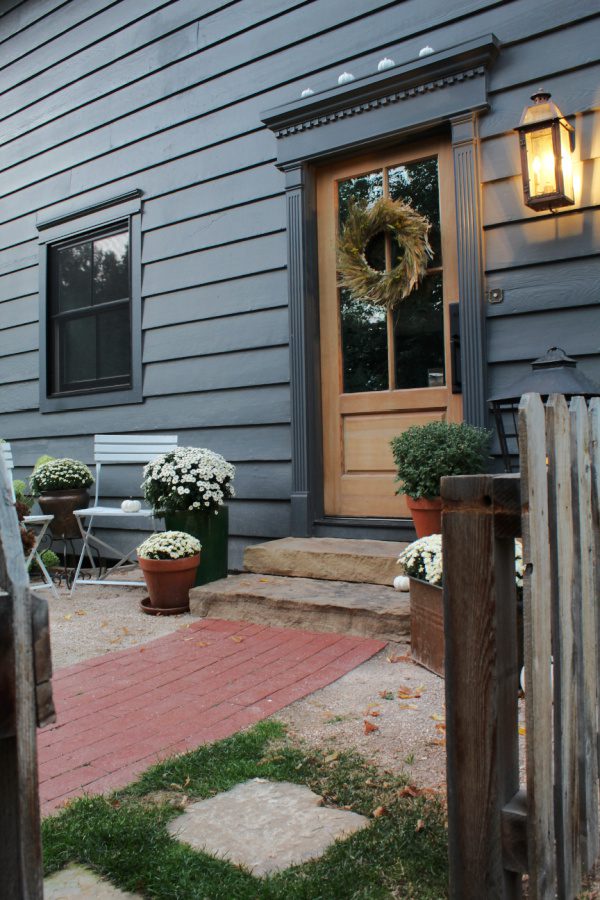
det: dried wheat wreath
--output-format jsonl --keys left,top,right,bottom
{"left": 337, "top": 196, "right": 432, "bottom": 309}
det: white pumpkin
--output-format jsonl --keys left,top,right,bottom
{"left": 121, "top": 499, "right": 141, "bottom": 513}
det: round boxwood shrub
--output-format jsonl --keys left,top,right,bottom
{"left": 390, "top": 420, "right": 491, "bottom": 500}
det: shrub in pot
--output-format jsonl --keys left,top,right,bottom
{"left": 30, "top": 458, "right": 94, "bottom": 539}
{"left": 137, "top": 531, "right": 201, "bottom": 615}
{"left": 141, "top": 447, "right": 235, "bottom": 586}
{"left": 390, "top": 421, "right": 491, "bottom": 537}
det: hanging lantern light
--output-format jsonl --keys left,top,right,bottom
{"left": 515, "top": 89, "right": 575, "bottom": 211}
{"left": 488, "top": 347, "right": 600, "bottom": 472}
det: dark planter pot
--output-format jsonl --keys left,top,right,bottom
{"left": 38, "top": 488, "right": 90, "bottom": 539}
{"left": 164, "top": 506, "right": 229, "bottom": 586}
{"left": 409, "top": 576, "right": 444, "bottom": 677}
{"left": 406, "top": 496, "right": 442, "bottom": 538}
{"left": 138, "top": 553, "right": 200, "bottom": 614}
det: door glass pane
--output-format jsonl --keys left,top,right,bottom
{"left": 388, "top": 157, "right": 441, "bottom": 264}
{"left": 340, "top": 289, "right": 388, "bottom": 393}
{"left": 338, "top": 170, "right": 383, "bottom": 226}
{"left": 62, "top": 316, "right": 96, "bottom": 385}
{"left": 98, "top": 306, "right": 131, "bottom": 380}
{"left": 338, "top": 171, "right": 387, "bottom": 393}
{"left": 394, "top": 274, "right": 445, "bottom": 389}
{"left": 93, "top": 231, "right": 129, "bottom": 304}
{"left": 54, "top": 243, "right": 92, "bottom": 312}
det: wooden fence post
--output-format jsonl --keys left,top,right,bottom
{"left": 443, "top": 473, "right": 522, "bottom": 899}
{"left": 0, "top": 452, "right": 45, "bottom": 898}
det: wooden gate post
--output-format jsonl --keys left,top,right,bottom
{"left": 0, "top": 452, "right": 51, "bottom": 899}
{"left": 443, "top": 473, "right": 522, "bottom": 899}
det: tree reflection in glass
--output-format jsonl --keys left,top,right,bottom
{"left": 388, "top": 158, "right": 441, "bottom": 264}
{"left": 394, "top": 274, "right": 445, "bottom": 389}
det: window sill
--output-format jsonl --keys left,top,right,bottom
{"left": 40, "top": 384, "right": 143, "bottom": 413}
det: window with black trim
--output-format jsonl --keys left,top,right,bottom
{"left": 47, "top": 223, "right": 132, "bottom": 397}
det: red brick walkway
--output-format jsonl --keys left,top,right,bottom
{"left": 39, "top": 618, "right": 384, "bottom": 814}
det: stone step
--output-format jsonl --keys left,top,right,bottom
{"left": 243, "top": 537, "right": 406, "bottom": 587}
{"left": 189, "top": 573, "right": 409, "bottom": 643}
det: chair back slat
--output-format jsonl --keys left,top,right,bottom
{"left": 93, "top": 434, "right": 177, "bottom": 464}
{"left": 1, "top": 441, "right": 14, "bottom": 472}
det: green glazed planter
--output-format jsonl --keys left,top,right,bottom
{"left": 164, "top": 506, "right": 229, "bottom": 586}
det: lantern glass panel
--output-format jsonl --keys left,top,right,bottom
{"left": 525, "top": 126, "right": 557, "bottom": 197}
{"left": 559, "top": 121, "right": 574, "bottom": 200}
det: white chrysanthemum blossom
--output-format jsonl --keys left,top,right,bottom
{"left": 141, "top": 447, "right": 235, "bottom": 514}
{"left": 137, "top": 530, "right": 201, "bottom": 560}
{"left": 398, "top": 534, "right": 524, "bottom": 590}
{"left": 30, "top": 458, "right": 94, "bottom": 493}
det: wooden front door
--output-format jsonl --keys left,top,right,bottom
{"left": 317, "top": 138, "right": 462, "bottom": 518}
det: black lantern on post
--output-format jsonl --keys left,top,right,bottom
{"left": 515, "top": 89, "right": 575, "bottom": 211}
{"left": 489, "top": 347, "right": 600, "bottom": 472}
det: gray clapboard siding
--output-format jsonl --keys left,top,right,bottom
{"left": 142, "top": 164, "right": 281, "bottom": 231}
{"left": 143, "top": 347, "right": 289, "bottom": 396}
{"left": 143, "top": 307, "right": 289, "bottom": 364}
{"left": 7, "top": 425, "right": 291, "bottom": 467}
{"left": 142, "top": 232, "right": 287, "bottom": 296}
{"left": 0, "top": 296, "right": 38, "bottom": 330}
{"left": 485, "top": 208, "right": 600, "bottom": 272}
{"left": 0, "top": 379, "right": 37, "bottom": 413}
{"left": 142, "top": 270, "right": 288, "bottom": 329}
{"left": 0, "top": 385, "right": 290, "bottom": 439}
{"left": 0, "top": 265, "right": 37, "bottom": 304}
{"left": 142, "top": 196, "right": 285, "bottom": 263}
{"left": 0, "top": 0, "right": 67, "bottom": 38}
{"left": 87, "top": 530, "right": 257, "bottom": 570}
{"left": 0, "top": 244, "right": 37, "bottom": 275}
{"left": 487, "top": 306, "right": 600, "bottom": 364}
{"left": 486, "top": 257, "right": 600, "bottom": 318}
{"left": 0, "top": 350, "right": 37, "bottom": 385}
{"left": 0, "top": 323, "right": 37, "bottom": 356}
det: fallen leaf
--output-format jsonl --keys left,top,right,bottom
{"left": 259, "top": 578, "right": 270, "bottom": 582}
{"left": 122, "top": 626, "right": 130, "bottom": 635}
{"left": 387, "top": 653, "right": 413, "bottom": 664}
{"left": 379, "top": 690, "right": 394, "bottom": 701}
{"left": 431, "top": 713, "right": 445, "bottom": 722}
{"left": 184, "top": 776, "right": 191, "bottom": 787}
{"left": 324, "top": 751, "right": 340, "bottom": 763}
{"left": 109, "top": 637, "right": 122, "bottom": 645}
{"left": 231, "top": 636, "right": 244, "bottom": 643}
{"left": 431, "top": 738, "right": 446, "bottom": 747}
{"left": 372, "top": 805, "right": 387, "bottom": 818}
{"left": 415, "top": 818, "right": 426, "bottom": 832}
{"left": 63, "top": 614, "right": 72, "bottom": 621}
{"left": 75, "top": 610, "right": 86, "bottom": 616}
{"left": 398, "top": 703, "right": 419, "bottom": 711}
{"left": 109, "top": 798, "right": 121, "bottom": 809}
{"left": 170, "top": 782, "right": 183, "bottom": 791}
{"left": 397, "top": 684, "right": 422, "bottom": 700}
{"left": 435, "top": 723, "right": 446, "bottom": 732}
{"left": 139, "top": 648, "right": 146, "bottom": 653}
{"left": 363, "top": 720, "right": 379, "bottom": 735}
{"left": 518, "top": 726, "right": 526, "bottom": 736}
{"left": 365, "top": 708, "right": 381, "bottom": 717}
{"left": 101, "top": 621, "right": 109, "bottom": 628}
{"left": 399, "top": 785, "right": 420, "bottom": 798}
{"left": 195, "top": 641, "right": 210, "bottom": 647}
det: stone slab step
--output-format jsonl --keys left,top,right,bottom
{"left": 190, "top": 573, "right": 409, "bottom": 643}
{"left": 243, "top": 537, "right": 406, "bottom": 587}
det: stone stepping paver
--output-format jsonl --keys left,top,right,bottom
{"left": 40, "top": 618, "right": 384, "bottom": 814}
{"left": 168, "top": 778, "right": 369, "bottom": 875}
{"left": 44, "top": 864, "right": 140, "bottom": 898}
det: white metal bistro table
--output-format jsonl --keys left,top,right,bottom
{"left": 24, "top": 513, "right": 59, "bottom": 599}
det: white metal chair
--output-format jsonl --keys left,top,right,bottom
{"left": 1, "top": 442, "right": 59, "bottom": 598}
{"left": 71, "top": 433, "right": 178, "bottom": 592}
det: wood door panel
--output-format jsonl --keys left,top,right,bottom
{"left": 343, "top": 410, "right": 446, "bottom": 474}
{"left": 318, "top": 137, "right": 461, "bottom": 519}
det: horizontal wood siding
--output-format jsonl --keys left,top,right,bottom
{"left": 0, "top": 0, "right": 598, "bottom": 554}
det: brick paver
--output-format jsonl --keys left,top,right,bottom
{"left": 40, "top": 618, "right": 385, "bottom": 814}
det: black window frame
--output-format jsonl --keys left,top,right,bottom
{"left": 38, "top": 191, "right": 143, "bottom": 413}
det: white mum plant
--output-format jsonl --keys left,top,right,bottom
{"left": 141, "top": 447, "right": 235, "bottom": 514}
{"left": 398, "top": 534, "right": 525, "bottom": 590}
{"left": 30, "top": 458, "right": 94, "bottom": 494}
{"left": 137, "top": 530, "right": 201, "bottom": 560}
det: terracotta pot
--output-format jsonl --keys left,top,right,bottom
{"left": 38, "top": 488, "right": 90, "bottom": 539}
{"left": 409, "top": 577, "right": 444, "bottom": 677}
{"left": 138, "top": 553, "right": 200, "bottom": 613}
{"left": 406, "top": 496, "right": 442, "bottom": 538}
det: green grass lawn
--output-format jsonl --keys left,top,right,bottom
{"left": 43, "top": 721, "right": 448, "bottom": 899}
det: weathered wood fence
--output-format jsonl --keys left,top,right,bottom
{"left": 443, "top": 393, "right": 600, "bottom": 899}
{"left": 0, "top": 450, "right": 55, "bottom": 899}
